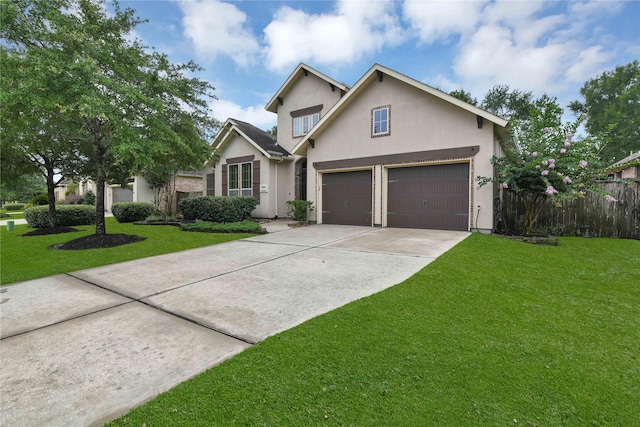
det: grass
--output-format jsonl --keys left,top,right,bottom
{"left": 108, "top": 234, "right": 640, "bottom": 426}
{"left": 0, "top": 217, "right": 252, "bottom": 285}
{"left": 180, "top": 219, "right": 265, "bottom": 233}
{"left": 0, "top": 209, "right": 25, "bottom": 220}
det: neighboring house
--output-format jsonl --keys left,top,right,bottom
{"left": 206, "top": 63, "right": 509, "bottom": 232}
{"left": 607, "top": 151, "right": 640, "bottom": 180}
{"left": 54, "top": 179, "right": 70, "bottom": 202}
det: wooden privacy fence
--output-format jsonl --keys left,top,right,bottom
{"left": 502, "top": 181, "right": 640, "bottom": 240}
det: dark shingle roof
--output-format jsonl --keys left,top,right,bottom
{"left": 230, "top": 119, "right": 290, "bottom": 157}
{"left": 229, "top": 119, "right": 291, "bottom": 156}
{"left": 608, "top": 151, "right": 640, "bottom": 170}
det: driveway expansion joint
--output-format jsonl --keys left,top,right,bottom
{"left": 66, "top": 273, "right": 257, "bottom": 345}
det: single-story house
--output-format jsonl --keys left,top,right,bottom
{"left": 607, "top": 151, "right": 640, "bottom": 180}
{"left": 205, "top": 63, "right": 509, "bottom": 232}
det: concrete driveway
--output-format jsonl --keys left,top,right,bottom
{"left": 0, "top": 223, "right": 468, "bottom": 426}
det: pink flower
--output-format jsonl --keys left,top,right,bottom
{"left": 541, "top": 170, "right": 549, "bottom": 176}
{"left": 501, "top": 182, "right": 509, "bottom": 189}
{"left": 565, "top": 141, "right": 571, "bottom": 148}
{"left": 535, "top": 165, "right": 541, "bottom": 169}
{"left": 549, "top": 159, "right": 555, "bottom": 163}
{"left": 563, "top": 176, "right": 572, "bottom": 184}
{"left": 605, "top": 195, "right": 617, "bottom": 202}
{"left": 549, "top": 163, "right": 555, "bottom": 169}
{"left": 532, "top": 152, "right": 538, "bottom": 158}
{"left": 546, "top": 186, "right": 558, "bottom": 195}
{"left": 544, "top": 127, "right": 551, "bottom": 133}
{"left": 579, "top": 160, "right": 588, "bottom": 168}
{"left": 560, "top": 148, "right": 567, "bottom": 154}
{"left": 542, "top": 160, "right": 549, "bottom": 166}
{"left": 475, "top": 185, "right": 481, "bottom": 191}
{"left": 566, "top": 133, "right": 573, "bottom": 140}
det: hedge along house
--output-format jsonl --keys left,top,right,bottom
{"left": 205, "top": 63, "right": 508, "bottom": 232}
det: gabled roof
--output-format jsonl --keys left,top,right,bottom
{"left": 291, "top": 64, "right": 509, "bottom": 155}
{"left": 210, "top": 119, "right": 291, "bottom": 164}
{"left": 265, "top": 63, "right": 350, "bottom": 113}
{"left": 607, "top": 151, "right": 640, "bottom": 172}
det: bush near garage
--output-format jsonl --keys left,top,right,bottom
{"left": 286, "top": 200, "right": 314, "bottom": 223}
{"left": 24, "top": 205, "right": 96, "bottom": 228}
{"left": 112, "top": 202, "right": 155, "bottom": 223}
{"left": 178, "top": 196, "right": 258, "bottom": 223}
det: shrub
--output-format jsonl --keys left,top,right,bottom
{"left": 30, "top": 194, "right": 49, "bottom": 206}
{"left": 83, "top": 189, "right": 96, "bottom": 206}
{"left": 180, "top": 220, "right": 265, "bottom": 233}
{"left": 179, "top": 196, "right": 258, "bottom": 223}
{"left": 24, "top": 205, "right": 96, "bottom": 228}
{"left": 286, "top": 200, "right": 314, "bottom": 223}
{"left": 112, "top": 202, "right": 155, "bottom": 223}
{"left": 3, "top": 203, "right": 25, "bottom": 211}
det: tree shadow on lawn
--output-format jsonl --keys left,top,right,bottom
{"left": 21, "top": 227, "right": 145, "bottom": 250}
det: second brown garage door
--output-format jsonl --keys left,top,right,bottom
{"left": 322, "top": 170, "right": 372, "bottom": 226}
{"left": 387, "top": 163, "right": 469, "bottom": 230}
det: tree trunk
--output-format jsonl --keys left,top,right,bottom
{"left": 522, "top": 193, "right": 546, "bottom": 235}
{"left": 44, "top": 161, "right": 57, "bottom": 228}
{"left": 95, "top": 175, "right": 106, "bottom": 235}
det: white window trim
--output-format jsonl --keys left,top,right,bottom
{"left": 371, "top": 105, "right": 390, "bottom": 137}
{"left": 228, "top": 162, "right": 252, "bottom": 197}
{"left": 293, "top": 113, "right": 320, "bottom": 137}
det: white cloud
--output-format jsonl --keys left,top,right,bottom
{"left": 179, "top": 0, "right": 260, "bottom": 67}
{"left": 402, "top": 0, "right": 486, "bottom": 44}
{"left": 453, "top": 24, "right": 570, "bottom": 94}
{"left": 210, "top": 99, "right": 276, "bottom": 129}
{"left": 263, "top": 0, "right": 405, "bottom": 73}
{"left": 565, "top": 46, "right": 614, "bottom": 83}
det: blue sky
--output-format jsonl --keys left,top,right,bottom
{"left": 115, "top": 0, "right": 639, "bottom": 130}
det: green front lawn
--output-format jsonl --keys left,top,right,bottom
{"left": 0, "top": 218, "right": 252, "bottom": 285}
{"left": 0, "top": 209, "right": 25, "bottom": 220}
{"left": 108, "top": 234, "right": 640, "bottom": 426}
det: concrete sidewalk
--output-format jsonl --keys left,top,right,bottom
{"left": 0, "top": 223, "right": 469, "bottom": 426}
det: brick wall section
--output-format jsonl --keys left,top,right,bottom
{"left": 159, "top": 175, "right": 203, "bottom": 215}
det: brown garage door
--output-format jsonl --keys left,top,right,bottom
{"left": 322, "top": 170, "right": 372, "bottom": 226}
{"left": 387, "top": 163, "right": 469, "bottom": 230}
{"left": 112, "top": 187, "right": 133, "bottom": 203}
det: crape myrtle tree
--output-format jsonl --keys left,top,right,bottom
{"left": 1, "top": 0, "right": 215, "bottom": 235}
{"left": 477, "top": 101, "right": 615, "bottom": 235}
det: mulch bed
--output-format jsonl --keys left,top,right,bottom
{"left": 22, "top": 227, "right": 80, "bottom": 236}
{"left": 51, "top": 234, "right": 145, "bottom": 250}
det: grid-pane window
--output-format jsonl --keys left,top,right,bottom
{"left": 241, "top": 163, "right": 252, "bottom": 196}
{"left": 228, "top": 164, "right": 239, "bottom": 196}
{"left": 293, "top": 112, "right": 321, "bottom": 137}
{"left": 372, "top": 107, "right": 389, "bottom": 136}
{"left": 206, "top": 173, "right": 215, "bottom": 196}
{"left": 293, "top": 118, "right": 301, "bottom": 137}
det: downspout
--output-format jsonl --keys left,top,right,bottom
{"left": 268, "top": 150, "right": 285, "bottom": 219}
{"left": 274, "top": 156, "right": 284, "bottom": 218}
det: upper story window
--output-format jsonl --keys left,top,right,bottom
{"left": 293, "top": 113, "right": 319, "bottom": 137}
{"left": 228, "top": 162, "right": 252, "bottom": 196}
{"left": 291, "top": 104, "right": 323, "bottom": 137}
{"left": 372, "top": 105, "right": 390, "bottom": 137}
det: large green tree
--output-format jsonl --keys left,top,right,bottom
{"left": 568, "top": 60, "right": 640, "bottom": 163}
{"left": 1, "top": 19, "right": 88, "bottom": 226}
{"left": 449, "top": 89, "right": 478, "bottom": 106}
{"left": 1, "top": 0, "right": 215, "bottom": 234}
